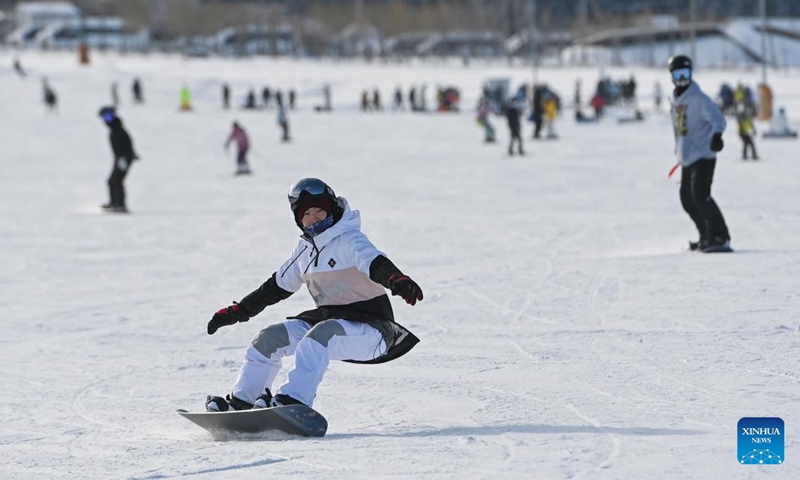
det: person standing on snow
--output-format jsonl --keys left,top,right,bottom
{"left": 222, "top": 83, "right": 231, "bottom": 110}
{"left": 42, "top": 77, "right": 58, "bottom": 113}
{"left": 277, "top": 96, "right": 290, "bottom": 142}
{"left": 736, "top": 104, "right": 758, "bottom": 161}
{"left": 653, "top": 81, "right": 663, "bottom": 112}
{"left": 668, "top": 55, "right": 731, "bottom": 253}
{"left": 99, "top": 106, "right": 138, "bottom": 213}
{"left": 204, "top": 178, "right": 423, "bottom": 411}
{"left": 504, "top": 97, "right": 524, "bottom": 156}
{"left": 224, "top": 121, "right": 252, "bottom": 175}
{"left": 132, "top": 78, "right": 144, "bottom": 104}
{"left": 476, "top": 94, "right": 496, "bottom": 143}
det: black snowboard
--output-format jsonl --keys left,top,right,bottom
{"left": 177, "top": 405, "right": 327, "bottom": 437}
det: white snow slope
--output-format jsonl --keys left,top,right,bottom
{"left": 1, "top": 52, "right": 799, "bottom": 480}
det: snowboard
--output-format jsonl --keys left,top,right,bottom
{"left": 177, "top": 405, "right": 327, "bottom": 437}
{"left": 702, "top": 244, "right": 733, "bottom": 253}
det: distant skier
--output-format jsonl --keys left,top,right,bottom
{"left": 13, "top": 57, "right": 26, "bottom": 77}
{"left": 372, "top": 88, "right": 382, "bottom": 111}
{"left": 243, "top": 89, "right": 257, "bottom": 110}
{"left": 289, "top": 89, "right": 296, "bottom": 110}
{"left": 262, "top": 87, "right": 271, "bottom": 109}
{"left": 668, "top": 55, "right": 731, "bottom": 253}
{"left": 530, "top": 85, "right": 544, "bottom": 139}
{"left": 132, "top": 78, "right": 143, "bottom": 103}
{"left": 314, "top": 84, "right": 332, "bottom": 112}
{"left": 542, "top": 92, "right": 559, "bottom": 139}
{"left": 222, "top": 83, "right": 230, "bottom": 110}
{"left": 590, "top": 91, "right": 605, "bottom": 119}
{"left": 111, "top": 82, "right": 119, "bottom": 107}
{"left": 393, "top": 86, "right": 403, "bottom": 110}
{"left": 322, "top": 84, "right": 331, "bottom": 111}
{"left": 180, "top": 85, "right": 192, "bottom": 111}
{"left": 504, "top": 97, "right": 524, "bottom": 156}
{"left": 204, "top": 177, "right": 422, "bottom": 412}
{"left": 736, "top": 104, "right": 758, "bottom": 160}
{"left": 764, "top": 107, "right": 797, "bottom": 138}
{"left": 361, "top": 90, "right": 370, "bottom": 111}
{"left": 476, "top": 94, "right": 496, "bottom": 143}
{"left": 225, "top": 121, "right": 251, "bottom": 175}
{"left": 98, "top": 106, "right": 138, "bottom": 213}
{"left": 277, "top": 97, "right": 290, "bottom": 142}
{"left": 653, "top": 81, "right": 662, "bottom": 112}
{"left": 42, "top": 77, "right": 58, "bottom": 113}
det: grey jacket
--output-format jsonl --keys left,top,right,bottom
{"left": 670, "top": 81, "right": 727, "bottom": 167}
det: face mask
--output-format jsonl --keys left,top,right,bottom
{"left": 303, "top": 215, "right": 334, "bottom": 237}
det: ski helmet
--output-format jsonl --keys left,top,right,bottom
{"left": 287, "top": 178, "right": 343, "bottom": 228}
{"left": 668, "top": 55, "right": 692, "bottom": 87}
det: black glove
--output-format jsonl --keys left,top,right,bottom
{"left": 207, "top": 302, "right": 249, "bottom": 335}
{"left": 388, "top": 274, "right": 424, "bottom": 306}
{"left": 710, "top": 132, "right": 724, "bottom": 152}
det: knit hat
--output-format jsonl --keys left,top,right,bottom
{"left": 294, "top": 196, "right": 335, "bottom": 224}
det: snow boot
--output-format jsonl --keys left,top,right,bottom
{"left": 702, "top": 237, "right": 733, "bottom": 253}
{"left": 688, "top": 238, "right": 707, "bottom": 251}
{"left": 269, "top": 393, "right": 305, "bottom": 407}
{"left": 252, "top": 389, "right": 274, "bottom": 409}
{"left": 205, "top": 393, "right": 254, "bottom": 412}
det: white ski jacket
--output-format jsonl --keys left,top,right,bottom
{"left": 276, "top": 198, "right": 389, "bottom": 319}
{"left": 239, "top": 198, "right": 419, "bottom": 364}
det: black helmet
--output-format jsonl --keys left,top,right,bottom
{"left": 287, "top": 178, "right": 343, "bottom": 228}
{"left": 668, "top": 55, "right": 692, "bottom": 71}
{"left": 668, "top": 55, "right": 692, "bottom": 87}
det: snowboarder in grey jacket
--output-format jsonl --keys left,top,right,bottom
{"left": 204, "top": 178, "right": 422, "bottom": 411}
{"left": 668, "top": 55, "right": 731, "bottom": 253}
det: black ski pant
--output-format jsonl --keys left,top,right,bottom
{"left": 509, "top": 128, "right": 523, "bottom": 154}
{"left": 679, "top": 158, "right": 730, "bottom": 243}
{"left": 108, "top": 161, "right": 131, "bottom": 207}
{"left": 533, "top": 119, "right": 543, "bottom": 138}
{"left": 740, "top": 133, "right": 757, "bottom": 159}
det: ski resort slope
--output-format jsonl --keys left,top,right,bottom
{"left": 1, "top": 52, "right": 799, "bottom": 479}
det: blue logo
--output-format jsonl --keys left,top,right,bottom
{"left": 738, "top": 417, "right": 784, "bottom": 465}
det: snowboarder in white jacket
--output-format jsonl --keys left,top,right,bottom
{"left": 668, "top": 55, "right": 731, "bottom": 252}
{"left": 205, "top": 178, "right": 422, "bottom": 411}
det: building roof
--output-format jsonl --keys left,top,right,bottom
{"left": 16, "top": 2, "right": 80, "bottom": 16}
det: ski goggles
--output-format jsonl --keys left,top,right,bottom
{"left": 101, "top": 112, "right": 115, "bottom": 123}
{"left": 671, "top": 67, "right": 692, "bottom": 83}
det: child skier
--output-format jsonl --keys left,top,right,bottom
{"left": 224, "top": 122, "right": 251, "bottom": 175}
{"left": 205, "top": 178, "right": 422, "bottom": 411}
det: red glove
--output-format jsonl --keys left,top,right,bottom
{"left": 388, "top": 274, "right": 424, "bottom": 306}
{"left": 207, "top": 302, "right": 249, "bottom": 335}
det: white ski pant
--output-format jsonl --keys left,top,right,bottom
{"left": 232, "top": 319, "right": 386, "bottom": 407}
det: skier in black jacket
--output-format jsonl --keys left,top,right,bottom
{"left": 99, "top": 107, "right": 138, "bottom": 213}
